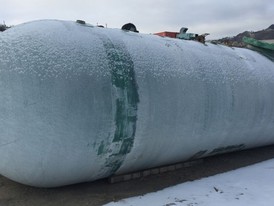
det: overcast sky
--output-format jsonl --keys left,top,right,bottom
{"left": 1, "top": 0, "right": 273, "bottom": 39}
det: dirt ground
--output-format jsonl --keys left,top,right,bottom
{"left": 1, "top": 145, "right": 274, "bottom": 206}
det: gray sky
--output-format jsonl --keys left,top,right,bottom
{"left": 1, "top": 0, "right": 273, "bottom": 39}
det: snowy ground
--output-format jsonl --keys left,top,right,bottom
{"left": 104, "top": 159, "right": 274, "bottom": 206}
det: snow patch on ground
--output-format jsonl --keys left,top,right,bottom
{"left": 104, "top": 159, "right": 274, "bottom": 206}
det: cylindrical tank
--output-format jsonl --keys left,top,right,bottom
{"left": 0, "top": 20, "right": 274, "bottom": 187}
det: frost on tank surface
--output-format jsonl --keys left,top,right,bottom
{"left": 0, "top": 20, "right": 274, "bottom": 187}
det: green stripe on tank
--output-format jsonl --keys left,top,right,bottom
{"left": 98, "top": 34, "right": 139, "bottom": 175}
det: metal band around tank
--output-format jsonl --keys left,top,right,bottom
{"left": 97, "top": 34, "right": 140, "bottom": 176}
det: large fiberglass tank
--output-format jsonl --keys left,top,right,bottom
{"left": 0, "top": 20, "right": 274, "bottom": 187}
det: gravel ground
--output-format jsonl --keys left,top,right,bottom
{"left": 1, "top": 145, "right": 274, "bottom": 206}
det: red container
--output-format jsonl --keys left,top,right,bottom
{"left": 154, "top": 31, "right": 179, "bottom": 38}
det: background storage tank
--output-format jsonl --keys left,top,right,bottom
{"left": 0, "top": 20, "right": 274, "bottom": 187}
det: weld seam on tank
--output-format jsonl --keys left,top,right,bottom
{"left": 97, "top": 34, "right": 140, "bottom": 176}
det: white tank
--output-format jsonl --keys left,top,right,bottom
{"left": 0, "top": 20, "right": 274, "bottom": 187}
